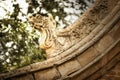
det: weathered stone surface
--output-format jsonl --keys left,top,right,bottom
{"left": 71, "top": 45, "right": 120, "bottom": 80}
{"left": 94, "top": 35, "right": 113, "bottom": 53}
{"left": 114, "top": 62, "right": 120, "bottom": 70}
{"left": 107, "top": 0, "right": 119, "bottom": 11}
{"left": 34, "top": 68, "right": 60, "bottom": 80}
{"left": 10, "top": 74, "right": 34, "bottom": 80}
{"left": 99, "top": 59, "right": 120, "bottom": 80}
{"left": 109, "top": 20, "right": 120, "bottom": 41}
{"left": 77, "top": 47, "right": 99, "bottom": 67}
{"left": 58, "top": 59, "right": 81, "bottom": 76}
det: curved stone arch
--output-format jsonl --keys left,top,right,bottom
{"left": 0, "top": 0, "right": 120, "bottom": 80}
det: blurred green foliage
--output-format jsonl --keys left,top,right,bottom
{"left": 0, "top": 3, "right": 46, "bottom": 73}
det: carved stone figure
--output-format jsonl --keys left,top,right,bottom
{"left": 28, "top": 14, "right": 65, "bottom": 58}
{"left": 28, "top": 13, "right": 97, "bottom": 58}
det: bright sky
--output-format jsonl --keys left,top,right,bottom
{"left": 0, "top": 0, "right": 28, "bottom": 20}
{"left": 0, "top": 0, "right": 95, "bottom": 27}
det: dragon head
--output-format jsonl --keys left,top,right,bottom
{"left": 28, "top": 14, "right": 56, "bottom": 31}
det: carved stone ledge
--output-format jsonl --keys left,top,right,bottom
{"left": 0, "top": 0, "right": 120, "bottom": 79}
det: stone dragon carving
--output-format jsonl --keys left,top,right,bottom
{"left": 28, "top": 14, "right": 56, "bottom": 50}
{"left": 28, "top": 14, "right": 66, "bottom": 58}
{"left": 27, "top": 13, "right": 98, "bottom": 58}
